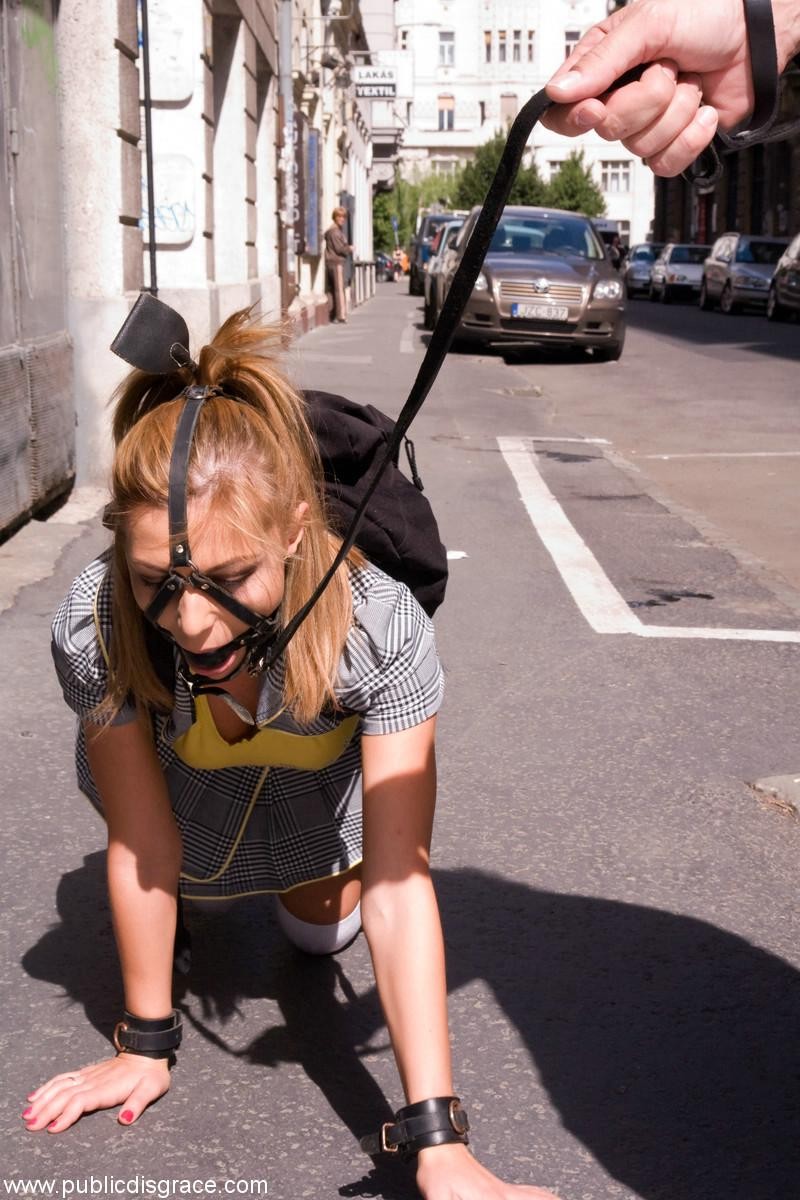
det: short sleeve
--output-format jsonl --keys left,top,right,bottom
{"left": 51, "top": 556, "right": 137, "bottom": 726}
{"left": 336, "top": 566, "right": 445, "bottom": 735}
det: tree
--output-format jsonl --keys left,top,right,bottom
{"left": 544, "top": 151, "right": 606, "bottom": 217}
{"left": 454, "top": 132, "right": 547, "bottom": 209}
{"left": 372, "top": 190, "right": 395, "bottom": 253}
{"left": 372, "top": 169, "right": 463, "bottom": 253}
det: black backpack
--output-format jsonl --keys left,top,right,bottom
{"left": 304, "top": 389, "right": 447, "bottom": 617}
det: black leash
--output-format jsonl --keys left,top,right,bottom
{"left": 112, "top": 2, "right": 794, "bottom": 672}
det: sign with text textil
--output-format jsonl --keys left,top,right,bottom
{"left": 353, "top": 65, "right": 397, "bottom": 98}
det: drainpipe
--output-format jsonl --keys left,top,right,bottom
{"left": 279, "top": 0, "right": 297, "bottom": 304}
{"left": 139, "top": 0, "right": 158, "bottom": 294}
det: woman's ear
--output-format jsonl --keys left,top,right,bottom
{"left": 286, "top": 501, "right": 309, "bottom": 556}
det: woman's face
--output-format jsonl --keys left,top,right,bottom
{"left": 126, "top": 502, "right": 304, "bottom": 679}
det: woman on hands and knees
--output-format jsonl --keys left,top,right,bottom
{"left": 28, "top": 307, "right": 559, "bottom": 1200}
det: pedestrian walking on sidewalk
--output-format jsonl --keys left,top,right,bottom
{"left": 26, "top": 307, "right": 557, "bottom": 1200}
{"left": 325, "top": 206, "right": 351, "bottom": 324}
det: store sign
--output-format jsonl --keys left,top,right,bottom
{"left": 353, "top": 65, "right": 397, "bottom": 98}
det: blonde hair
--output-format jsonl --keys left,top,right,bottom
{"left": 102, "top": 308, "right": 360, "bottom": 724}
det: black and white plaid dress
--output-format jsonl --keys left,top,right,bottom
{"left": 51, "top": 554, "right": 444, "bottom": 900}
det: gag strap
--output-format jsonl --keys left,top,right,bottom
{"left": 360, "top": 1097, "right": 470, "bottom": 1161}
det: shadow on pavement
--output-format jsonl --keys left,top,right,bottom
{"left": 624, "top": 298, "right": 800, "bottom": 362}
{"left": 22, "top": 857, "right": 800, "bottom": 1199}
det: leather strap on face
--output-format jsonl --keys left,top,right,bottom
{"left": 360, "top": 1096, "right": 470, "bottom": 1160}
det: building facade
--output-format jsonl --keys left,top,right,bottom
{"left": 1, "top": 0, "right": 382, "bottom": 517}
{"left": 394, "top": 0, "right": 655, "bottom": 243}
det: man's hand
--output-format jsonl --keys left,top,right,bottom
{"left": 542, "top": 0, "right": 800, "bottom": 176}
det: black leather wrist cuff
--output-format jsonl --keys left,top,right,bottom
{"left": 360, "top": 1096, "right": 470, "bottom": 1160}
{"left": 113, "top": 1009, "right": 183, "bottom": 1059}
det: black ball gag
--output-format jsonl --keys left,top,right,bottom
{"left": 110, "top": 297, "right": 283, "bottom": 712}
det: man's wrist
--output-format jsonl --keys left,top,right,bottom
{"left": 773, "top": 0, "right": 800, "bottom": 69}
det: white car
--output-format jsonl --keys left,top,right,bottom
{"left": 650, "top": 244, "right": 712, "bottom": 303}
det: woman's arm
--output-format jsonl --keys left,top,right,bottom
{"left": 23, "top": 715, "right": 182, "bottom": 1134}
{"left": 360, "top": 718, "right": 558, "bottom": 1200}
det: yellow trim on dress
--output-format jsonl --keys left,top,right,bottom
{"left": 172, "top": 695, "right": 359, "bottom": 771}
{"left": 180, "top": 857, "right": 364, "bottom": 900}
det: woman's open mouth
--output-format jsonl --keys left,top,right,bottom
{"left": 182, "top": 645, "right": 246, "bottom": 678}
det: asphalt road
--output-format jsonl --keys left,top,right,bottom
{"left": 2, "top": 286, "right": 799, "bottom": 1200}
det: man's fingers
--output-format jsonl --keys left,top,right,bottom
{"left": 593, "top": 60, "right": 677, "bottom": 142}
{"left": 540, "top": 97, "right": 608, "bottom": 138}
{"left": 546, "top": 7, "right": 664, "bottom": 103}
{"left": 645, "top": 105, "right": 719, "bottom": 176}
{"left": 623, "top": 75, "right": 703, "bottom": 159}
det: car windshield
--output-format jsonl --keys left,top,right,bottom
{"left": 631, "top": 247, "right": 655, "bottom": 262}
{"left": 422, "top": 216, "right": 452, "bottom": 241}
{"left": 488, "top": 216, "right": 604, "bottom": 260}
{"left": 735, "top": 239, "right": 786, "bottom": 264}
{"left": 669, "top": 246, "right": 710, "bottom": 264}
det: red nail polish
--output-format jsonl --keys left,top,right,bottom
{"left": 22, "top": 1107, "right": 32, "bottom": 1118}
{"left": 47, "top": 1121, "right": 59, "bottom": 1131}
{"left": 120, "top": 1110, "right": 135, "bottom": 1123}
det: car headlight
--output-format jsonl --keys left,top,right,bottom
{"left": 667, "top": 273, "right": 687, "bottom": 283}
{"left": 473, "top": 272, "right": 489, "bottom": 292}
{"left": 733, "top": 273, "right": 767, "bottom": 287}
{"left": 593, "top": 279, "right": 623, "bottom": 300}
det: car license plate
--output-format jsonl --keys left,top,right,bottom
{"left": 510, "top": 303, "right": 569, "bottom": 320}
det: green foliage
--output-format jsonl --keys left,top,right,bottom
{"left": 372, "top": 191, "right": 395, "bottom": 253}
{"left": 454, "top": 133, "right": 547, "bottom": 209}
{"left": 544, "top": 150, "right": 606, "bottom": 217}
{"left": 372, "top": 170, "right": 462, "bottom": 251}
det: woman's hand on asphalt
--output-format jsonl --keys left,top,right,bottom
{"left": 416, "top": 1143, "right": 560, "bottom": 1200}
{"left": 22, "top": 1054, "right": 171, "bottom": 1132}
{"left": 541, "top": 0, "right": 800, "bottom": 175}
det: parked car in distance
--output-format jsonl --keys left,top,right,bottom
{"left": 441, "top": 205, "right": 626, "bottom": 360}
{"left": 649, "top": 243, "right": 711, "bottom": 303}
{"left": 424, "top": 219, "right": 464, "bottom": 329}
{"left": 409, "top": 211, "right": 463, "bottom": 296}
{"left": 766, "top": 232, "right": 800, "bottom": 321}
{"left": 624, "top": 242, "right": 664, "bottom": 297}
{"left": 700, "top": 232, "right": 789, "bottom": 313}
{"left": 375, "top": 251, "right": 395, "bottom": 282}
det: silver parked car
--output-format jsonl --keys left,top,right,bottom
{"left": 649, "top": 243, "right": 711, "bottom": 303}
{"left": 423, "top": 219, "right": 463, "bottom": 329}
{"left": 766, "top": 232, "right": 800, "bottom": 321}
{"left": 700, "top": 232, "right": 789, "bottom": 313}
{"left": 624, "top": 243, "right": 664, "bottom": 297}
{"left": 442, "top": 205, "right": 626, "bottom": 360}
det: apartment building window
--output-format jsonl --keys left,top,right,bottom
{"left": 439, "top": 30, "right": 454, "bottom": 66}
{"left": 500, "top": 94, "right": 518, "bottom": 124}
{"left": 406, "top": 100, "right": 413, "bottom": 124}
{"left": 438, "top": 94, "right": 454, "bottom": 131}
{"left": 549, "top": 160, "right": 563, "bottom": 181}
{"left": 527, "top": 30, "right": 535, "bottom": 62}
{"left": 498, "top": 30, "right": 507, "bottom": 62}
{"left": 484, "top": 30, "right": 492, "bottom": 63}
{"left": 601, "top": 159, "right": 631, "bottom": 192}
{"left": 512, "top": 30, "right": 521, "bottom": 62}
{"left": 479, "top": 99, "right": 486, "bottom": 124}
{"left": 400, "top": 29, "right": 409, "bottom": 50}
{"left": 432, "top": 159, "right": 458, "bottom": 178}
{"left": 565, "top": 29, "right": 580, "bottom": 59}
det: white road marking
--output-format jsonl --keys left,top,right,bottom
{"left": 447, "top": 550, "right": 469, "bottom": 560}
{"left": 400, "top": 309, "right": 416, "bottom": 354}
{"left": 531, "top": 436, "right": 611, "bottom": 445}
{"left": 498, "top": 436, "right": 800, "bottom": 645}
